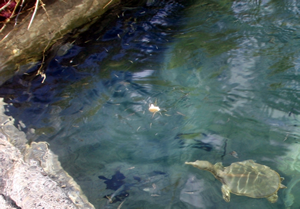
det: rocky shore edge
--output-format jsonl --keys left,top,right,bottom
{"left": 0, "top": 98, "right": 95, "bottom": 208}
{"left": 0, "top": 0, "right": 149, "bottom": 208}
{"left": 0, "top": 0, "right": 117, "bottom": 207}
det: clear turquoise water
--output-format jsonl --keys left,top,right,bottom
{"left": 2, "top": 0, "right": 300, "bottom": 208}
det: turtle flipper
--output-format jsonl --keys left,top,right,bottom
{"left": 280, "top": 184, "right": 287, "bottom": 189}
{"left": 267, "top": 193, "right": 278, "bottom": 203}
{"left": 221, "top": 184, "right": 231, "bottom": 202}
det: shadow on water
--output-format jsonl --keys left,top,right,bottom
{"left": 1, "top": 0, "right": 300, "bottom": 208}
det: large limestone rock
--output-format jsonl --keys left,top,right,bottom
{"left": 0, "top": 97, "right": 95, "bottom": 208}
{"left": 0, "top": 133, "right": 95, "bottom": 209}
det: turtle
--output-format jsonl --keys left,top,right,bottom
{"left": 185, "top": 160, "right": 287, "bottom": 203}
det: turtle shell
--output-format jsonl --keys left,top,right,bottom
{"left": 222, "top": 160, "right": 281, "bottom": 198}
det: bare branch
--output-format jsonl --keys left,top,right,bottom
{"left": 28, "top": 0, "right": 40, "bottom": 30}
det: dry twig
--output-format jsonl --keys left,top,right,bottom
{"left": 103, "top": 0, "right": 113, "bottom": 9}
{"left": 0, "top": 0, "right": 13, "bottom": 12}
{"left": 27, "top": 0, "right": 39, "bottom": 29}
{"left": 0, "top": 0, "right": 20, "bottom": 33}
{"left": 28, "top": 0, "right": 49, "bottom": 30}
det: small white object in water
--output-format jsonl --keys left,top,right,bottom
{"left": 149, "top": 104, "right": 160, "bottom": 113}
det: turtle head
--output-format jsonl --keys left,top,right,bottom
{"left": 186, "top": 160, "right": 221, "bottom": 179}
{"left": 185, "top": 160, "right": 214, "bottom": 171}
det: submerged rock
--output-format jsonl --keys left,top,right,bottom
{"left": 99, "top": 170, "right": 168, "bottom": 205}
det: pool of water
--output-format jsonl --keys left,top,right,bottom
{"left": 1, "top": 0, "right": 300, "bottom": 208}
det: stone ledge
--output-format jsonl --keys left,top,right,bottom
{"left": 0, "top": 98, "right": 95, "bottom": 208}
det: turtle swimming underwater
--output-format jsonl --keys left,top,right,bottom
{"left": 185, "top": 160, "right": 286, "bottom": 203}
